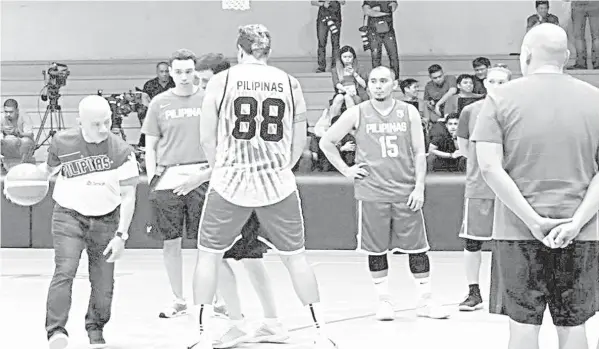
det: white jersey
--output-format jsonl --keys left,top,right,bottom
{"left": 210, "top": 63, "right": 306, "bottom": 207}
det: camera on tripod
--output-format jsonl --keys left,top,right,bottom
{"left": 41, "top": 62, "right": 70, "bottom": 103}
{"left": 97, "top": 90, "right": 144, "bottom": 141}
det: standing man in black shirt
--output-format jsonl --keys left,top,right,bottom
{"left": 313, "top": 1, "right": 345, "bottom": 73}
{"left": 362, "top": 1, "right": 400, "bottom": 82}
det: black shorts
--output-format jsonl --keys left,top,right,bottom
{"left": 147, "top": 176, "right": 209, "bottom": 241}
{"left": 492, "top": 240, "right": 599, "bottom": 327}
{"left": 223, "top": 211, "right": 268, "bottom": 260}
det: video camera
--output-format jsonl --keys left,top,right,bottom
{"left": 97, "top": 89, "right": 145, "bottom": 141}
{"left": 41, "top": 62, "right": 70, "bottom": 103}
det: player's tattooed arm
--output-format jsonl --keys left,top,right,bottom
{"left": 200, "top": 71, "right": 225, "bottom": 169}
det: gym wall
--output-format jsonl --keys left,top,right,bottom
{"left": 1, "top": 1, "right": 552, "bottom": 61}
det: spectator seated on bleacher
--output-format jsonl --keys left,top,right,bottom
{"left": 471, "top": 57, "right": 491, "bottom": 95}
{"left": 526, "top": 1, "right": 559, "bottom": 32}
{"left": 427, "top": 113, "right": 465, "bottom": 173}
{"left": 442, "top": 74, "right": 484, "bottom": 118}
{"left": 311, "top": 99, "right": 355, "bottom": 172}
{"left": 332, "top": 45, "right": 368, "bottom": 109}
{"left": 399, "top": 79, "right": 430, "bottom": 151}
{"left": 423, "top": 64, "right": 457, "bottom": 123}
{"left": 1, "top": 99, "right": 35, "bottom": 171}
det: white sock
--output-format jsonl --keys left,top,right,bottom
{"left": 373, "top": 276, "right": 390, "bottom": 302}
{"left": 194, "top": 304, "right": 213, "bottom": 333}
{"left": 414, "top": 276, "right": 432, "bottom": 300}
{"left": 307, "top": 303, "right": 327, "bottom": 334}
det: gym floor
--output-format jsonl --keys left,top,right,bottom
{"left": 2, "top": 249, "right": 598, "bottom": 349}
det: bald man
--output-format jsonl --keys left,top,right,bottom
{"left": 39, "top": 95, "right": 139, "bottom": 349}
{"left": 473, "top": 23, "right": 599, "bottom": 349}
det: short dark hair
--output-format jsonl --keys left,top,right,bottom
{"left": 169, "top": 49, "right": 197, "bottom": 66}
{"left": 472, "top": 57, "right": 491, "bottom": 69}
{"left": 456, "top": 74, "right": 474, "bottom": 85}
{"left": 446, "top": 112, "right": 460, "bottom": 121}
{"left": 535, "top": 1, "right": 549, "bottom": 9}
{"left": 4, "top": 99, "right": 18, "bottom": 109}
{"left": 156, "top": 61, "right": 169, "bottom": 69}
{"left": 399, "top": 78, "right": 418, "bottom": 94}
{"left": 428, "top": 64, "right": 443, "bottom": 75}
{"left": 196, "top": 53, "right": 231, "bottom": 75}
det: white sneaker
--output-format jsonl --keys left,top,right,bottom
{"left": 416, "top": 299, "right": 450, "bottom": 319}
{"left": 159, "top": 299, "right": 188, "bottom": 318}
{"left": 375, "top": 301, "right": 395, "bottom": 321}
{"left": 48, "top": 332, "right": 69, "bottom": 349}
{"left": 314, "top": 335, "right": 338, "bottom": 348}
{"left": 212, "top": 325, "right": 250, "bottom": 349}
{"left": 246, "top": 322, "right": 290, "bottom": 343}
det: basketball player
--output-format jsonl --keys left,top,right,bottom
{"left": 175, "top": 53, "right": 288, "bottom": 347}
{"left": 319, "top": 66, "right": 450, "bottom": 321}
{"left": 41, "top": 95, "right": 139, "bottom": 349}
{"left": 473, "top": 23, "right": 599, "bottom": 349}
{"left": 455, "top": 64, "right": 512, "bottom": 312}
{"left": 142, "top": 49, "right": 228, "bottom": 318}
{"left": 187, "top": 24, "right": 337, "bottom": 349}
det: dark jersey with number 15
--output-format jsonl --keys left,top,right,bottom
{"left": 211, "top": 63, "right": 307, "bottom": 207}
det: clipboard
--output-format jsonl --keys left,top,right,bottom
{"left": 153, "top": 163, "right": 210, "bottom": 191}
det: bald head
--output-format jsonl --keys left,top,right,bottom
{"left": 78, "top": 95, "right": 112, "bottom": 143}
{"left": 521, "top": 23, "right": 569, "bottom": 73}
{"left": 369, "top": 66, "right": 395, "bottom": 81}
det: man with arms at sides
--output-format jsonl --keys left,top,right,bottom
{"left": 455, "top": 64, "right": 512, "bottom": 312}
{"left": 188, "top": 24, "right": 337, "bottom": 349}
{"left": 320, "top": 66, "right": 450, "bottom": 322}
{"left": 473, "top": 23, "right": 599, "bottom": 349}
{"left": 175, "top": 53, "right": 289, "bottom": 348}
{"left": 41, "top": 96, "right": 139, "bottom": 349}
{"left": 142, "top": 49, "right": 227, "bottom": 319}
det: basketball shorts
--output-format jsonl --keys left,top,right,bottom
{"left": 198, "top": 188, "right": 305, "bottom": 255}
{"left": 458, "top": 198, "right": 494, "bottom": 241}
{"left": 357, "top": 200, "right": 430, "bottom": 255}
{"left": 147, "top": 176, "right": 209, "bottom": 241}
{"left": 223, "top": 211, "right": 268, "bottom": 260}
{"left": 492, "top": 240, "right": 599, "bottom": 326}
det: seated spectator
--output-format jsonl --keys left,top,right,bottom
{"left": 443, "top": 74, "right": 484, "bottom": 118}
{"left": 332, "top": 45, "right": 368, "bottom": 108}
{"left": 400, "top": 79, "right": 429, "bottom": 150}
{"left": 1, "top": 99, "right": 35, "bottom": 169}
{"left": 423, "top": 64, "right": 457, "bottom": 123}
{"left": 138, "top": 62, "right": 176, "bottom": 147}
{"left": 312, "top": 99, "right": 355, "bottom": 171}
{"left": 471, "top": 57, "right": 491, "bottom": 95}
{"left": 427, "top": 113, "right": 465, "bottom": 172}
{"left": 527, "top": 1, "right": 559, "bottom": 32}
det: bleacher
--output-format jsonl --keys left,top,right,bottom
{"left": 3, "top": 55, "right": 599, "bottom": 163}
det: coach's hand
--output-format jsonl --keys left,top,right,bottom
{"left": 342, "top": 163, "right": 369, "bottom": 180}
{"left": 407, "top": 187, "right": 424, "bottom": 211}
{"left": 529, "top": 217, "right": 572, "bottom": 245}
{"left": 103, "top": 237, "right": 125, "bottom": 263}
{"left": 543, "top": 222, "right": 580, "bottom": 249}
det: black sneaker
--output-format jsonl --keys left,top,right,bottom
{"left": 88, "top": 330, "right": 107, "bottom": 349}
{"left": 458, "top": 293, "right": 483, "bottom": 312}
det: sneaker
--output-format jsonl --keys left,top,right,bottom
{"left": 246, "top": 322, "right": 290, "bottom": 343}
{"left": 212, "top": 325, "right": 250, "bottom": 349}
{"left": 314, "top": 335, "right": 338, "bottom": 348}
{"left": 48, "top": 332, "right": 69, "bottom": 349}
{"left": 458, "top": 293, "right": 484, "bottom": 312}
{"left": 375, "top": 301, "right": 395, "bottom": 321}
{"left": 416, "top": 299, "right": 451, "bottom": 319}
{"left": 159, "top": 299, "right": 188, "bottom": 318}
{"left": 212, "top": 303, "right": 229, "bottom": 319}
{"left": 88, "top": 330, "right": 107, "bottom": 349}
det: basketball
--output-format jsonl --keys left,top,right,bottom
{"left": 3, "top": 163, "right": 50, "bottom": 206}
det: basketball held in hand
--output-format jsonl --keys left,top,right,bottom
{"left": 3, "top": 163, "right": 50, "bottom": 206}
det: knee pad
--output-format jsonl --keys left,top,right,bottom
{"left": 408, "top": 253, "right": 430, "bottom": 274}
{"left": 464, "top": 239, "right": 483, "bottom": 252}
{"left": 368, "top": 254, "right": 388, "bottom": 272}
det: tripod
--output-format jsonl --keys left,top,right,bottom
{"left": 28, "top": 96, "right": 65, "bottom": 159}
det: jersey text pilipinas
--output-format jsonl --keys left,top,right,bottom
{"left": 211, "top": 64, "right": 298, "bottom": 207}
{"left": 354, "top": 100, "right": 416, "bottom": 202}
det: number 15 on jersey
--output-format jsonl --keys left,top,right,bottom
{"left": 379, "top": 135, "right": 399, "bottom": 158}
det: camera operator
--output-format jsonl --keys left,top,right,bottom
{"left": 362, "top": 1, "right": 400, "bottom": 82}
{"left": 312, "top": 1, "right": 345, "bottom": 73}
{"left": 1, "top": 99, "right": 35, "bottom": 170}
